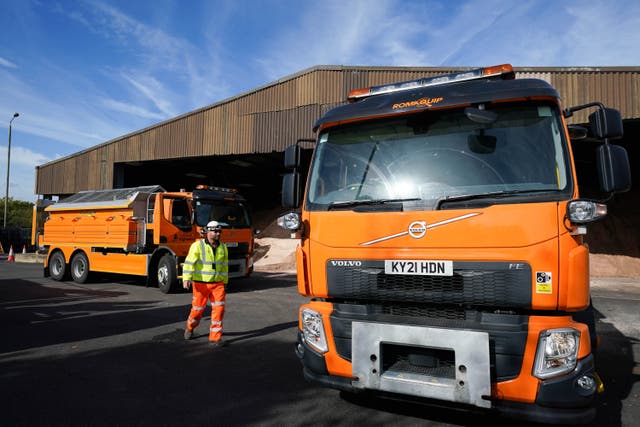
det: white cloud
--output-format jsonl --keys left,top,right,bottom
{"left": 102, "top": 98, "right": 166, "bottom": 121}
{"left": 0, "top": 57, "right": 18, "bottom": 69}
{"left": 119, "top": 73, "right": 177, "bottom": 117}
{"left": 0, "top": 68, "right": 129, "bottom": 149}
{"left": 564, "top": 2, "right": 640, "bottom": 65}
{"left": 62, "top": 0, "right": 234, "bottom": 118}
{"left": 0, "top": 145, "right": 51, "bottom": 202}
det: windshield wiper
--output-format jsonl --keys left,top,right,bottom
{"left": 435, "top": 189, "right": 559, "bottom": 210}
{"left": 328, "top": 198, "right": 420, "bottom": 211}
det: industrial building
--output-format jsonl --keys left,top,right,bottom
{"left": 33, "top": 65, "right": 639, "bottom": 256}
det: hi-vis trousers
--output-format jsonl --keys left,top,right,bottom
{"left": 185, "top": 281, "right": 226, "bottom": 342}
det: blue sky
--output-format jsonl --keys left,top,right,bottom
{"left": 1, "top": 0, "right": 639, "bottom": 202}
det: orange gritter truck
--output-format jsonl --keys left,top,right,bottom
{"left": 33, "top": 184, "right": 255, "bottom": 293}
{"left": 278, "top": 64, "right": 631, "bottom": 424}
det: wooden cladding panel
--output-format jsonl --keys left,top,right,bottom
{"left": 35, "top": 163, "right": 54, "bottom": 194}
{"left": 252, "top": 104, "right": 319, "bottom": 153}
{"left": 113, "top": 133, "right": 141, "bottom": 163}
{"left": 183, "top": 112, "right": 205, "bottom": 157}
{"left": 550, "top": 70, "right": 640, "bottom": 124}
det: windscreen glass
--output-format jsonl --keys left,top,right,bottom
{"left": 195, "top": 200, "right": 251, "bottom": 228}
{"left": 306, "top": 102, "right": 572, "bottom": 211}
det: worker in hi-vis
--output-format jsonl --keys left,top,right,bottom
{"left": 182, "top": 220, "right": 229, "bottom": 347}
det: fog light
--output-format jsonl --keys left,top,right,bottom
{"left": 577, "top": 375, "right": 596, "bottom": 391}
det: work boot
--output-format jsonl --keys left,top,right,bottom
{"left": 209, "top": 339, "right": 227, "bottom": 348}
{"left": 184, "top": 329, "right": 193, "bottom": 340}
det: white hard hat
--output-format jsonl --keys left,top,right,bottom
{"left": 205, "top": 220, "right": 222, "bottom": 231}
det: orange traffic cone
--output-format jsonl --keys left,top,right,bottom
{"left": 7, "top": 245, "right": 15, "bottom": 262}
{"left": 22, "top": 245, "right": 26, "bottom": 254}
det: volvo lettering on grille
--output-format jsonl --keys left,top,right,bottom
{"left": 330, "top": 260, "right": 362, "bottom": 267}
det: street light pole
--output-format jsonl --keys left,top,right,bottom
{"left": 4, "top": 112, "right": 19, "bottom": 228}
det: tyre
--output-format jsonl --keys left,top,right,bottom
{"left": 70, "top": 252, "right": 90, "bottom": 284}
{"left": 157, "top": 254, "right": 177, "bottom": 294}
{"left": 49, "top": 251, "right": 68, "bottom": 281}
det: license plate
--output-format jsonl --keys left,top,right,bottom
{"left": 384, "top": 260, "right": 453, "bottom": 276}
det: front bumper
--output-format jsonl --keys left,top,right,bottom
{"left": 295, "top": 330, "right": 597, "bottom": 424}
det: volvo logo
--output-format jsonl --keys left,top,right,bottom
{"left": 360, "top": 213, "right": 480, "bottom": 246}
{"left": 330, "top": 260, "right": 362, "bottom": 267}
{"left": 408, "top": 221, "right": 427, "bottom": 239}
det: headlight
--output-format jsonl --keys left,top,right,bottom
{"left": 277, "top": 212, "right": 301, "bottom": 231}
{"left": 533, "top": 328, "right": 580, "bottom": 379}
{"left": 301, "top": 308, "right": 328, "bottom": 353}
{"left": 567, "top": 200, "right": 607, "bottom": 223}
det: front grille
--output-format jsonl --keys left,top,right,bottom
{"left": 226, "top": 243, "right": 249, "bottom": 258}
{"left": 325, "top": 260, "right": 532, "bottom": 381}
{"left": 382, "top": 303, "right": 464, "bottom": 321}
{"left": 383, "top": 344, "right": 456, "bottom": 378}
{"left": 327, "top": 260, "right": 531, "bottom": 308}
{"left": 330, "top": 302, "right": 528, "bottom": 381}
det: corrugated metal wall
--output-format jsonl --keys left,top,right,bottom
{"left": 35, "top": 65, "right": 640, "bottom": 197}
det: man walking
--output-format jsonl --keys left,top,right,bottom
{"left": 183, "top": 220, "right": 229, "bottom": 347}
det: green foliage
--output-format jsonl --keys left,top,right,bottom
{"left": 0, "top": 197, "right": 34, "bottom": 228}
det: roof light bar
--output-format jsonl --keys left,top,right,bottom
{"left": 347, "top": 64, "right": 515, "bottom": 102}
{"left": 195, "top": 184, "right": 237, "bottom": 193}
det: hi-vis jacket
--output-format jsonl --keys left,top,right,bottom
{"left": 182, "top": 239, "right": 229, "bottom": 284}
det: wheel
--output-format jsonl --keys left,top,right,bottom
{"left": 157, "top": 254, "right": 177, "bottom": 294}
{"left": 70, "top": 252, "right": 90, "bottom": 284}
{"left": 49, "top": 251, "right": 67, "bottom": 281}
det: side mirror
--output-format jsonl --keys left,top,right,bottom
{"left": 589, "top": 108, "right": 623, "bottom": 139}
{"left": 284, "top": 145, "right": 300, "bottom": 169}
{"left": 597, "top": 144, "right": 631, "bottom": 193}
{"left": 282, "top": 172, "right": 301, "bottom": 208}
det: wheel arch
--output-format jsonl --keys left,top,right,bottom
{"left": 148, "top": 246, "right": 179, "bottom": 285}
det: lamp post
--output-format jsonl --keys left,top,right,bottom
{"left": 4, "top": 112, "right": 19, "bottom": 228}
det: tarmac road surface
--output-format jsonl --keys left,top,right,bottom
{"left": 0, "top": 261, "right": 638, "bottom": 426}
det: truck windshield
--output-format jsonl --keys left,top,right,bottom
{"left": 194, "top": 200, "right": 252, "bottom": 228}
{"left": 307, "top": 102, "right": 572, "bottom": 211}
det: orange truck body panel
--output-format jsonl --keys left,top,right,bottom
{"left": 283, "top": 65, "right": 630, "bottom": 424}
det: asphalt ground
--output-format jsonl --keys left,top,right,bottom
{"left": 0, "top": 260, "right": 638, "bottom": 426}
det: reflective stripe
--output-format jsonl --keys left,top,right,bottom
{"left": 199, "top": 239, "right": 207, "bottom": 259}
{"left": 210, "top": 327, "right": 222, "bottom": 332}
{"left": 211, "top": 321, "right": 222, "bottom": 325}
{"left": 183, "top": 239, "right": 229, "bottom": 283}
{"left": 189, "top": 269, "right": 228, "bottom": 277}
{"left": 193, "top": 305, "right": 205, "bottom": 311}
{"left": 211, "top": 301, "right": 225, "bottom": 306}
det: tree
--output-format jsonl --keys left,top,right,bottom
{"left": 0, "top": 198, "right": 34, "bottom": 228}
